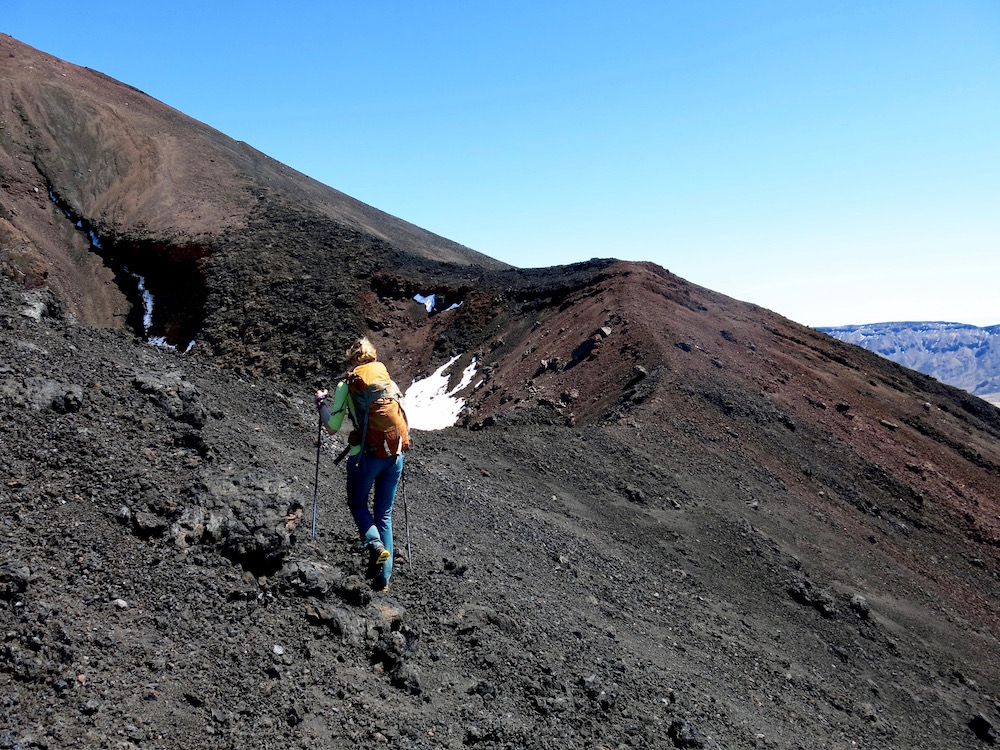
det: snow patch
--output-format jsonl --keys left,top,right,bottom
{"left": 413, "top": 293, "right": 463, "bottom": 314}
{"left": 132, "top": 271, "right": 154, "bottom": 332}
{"left": 404, "top": 356, "right": 477, "bottom": 430}
{"left": 123, "top": 268, "right": 191, "bottom": 353}
{"left": 414, "top": 293, "right": 436, "bottom": 313}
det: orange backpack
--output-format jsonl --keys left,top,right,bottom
{"left": 347, "top": 362, "right": 410, "bottom": 457}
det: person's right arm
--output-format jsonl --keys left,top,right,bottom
{"left": 318, "top": 381, "right": 350, "bottom": 433}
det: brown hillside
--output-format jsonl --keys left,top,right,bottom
{"left": 0, "top": 34, "right": 503, "bottom": 336}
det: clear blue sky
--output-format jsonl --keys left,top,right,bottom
{"left": 5, "top": 1, "right": 999, "bottom": 326}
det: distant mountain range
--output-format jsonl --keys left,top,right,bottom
{"left": 819, "top": 321, "right": 1000, "bottom": 405}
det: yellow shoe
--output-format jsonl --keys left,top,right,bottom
{"left": 369, "top": 543, "right": 390, "bottom": 568}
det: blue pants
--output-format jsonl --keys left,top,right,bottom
{"left": 345, "top": 453, "right": 403, "bottom": 587}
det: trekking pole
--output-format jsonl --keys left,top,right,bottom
{"left": 402, "top": 460, "right": 413, "bottom": 572}
{"left": 311, "top": 413, "right": 322, "bottom": 539}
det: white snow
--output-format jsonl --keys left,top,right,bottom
{"left": 148, "top": 334, "right": 195, "bottom": 354}
{"left": 413, "top": 293, "right": 463, "bottom": 314}
{"left": 147, "top": 335, "right": 175, "bottom": 350}
{"left": 125, "top": 268, "right": 192, "bottom": 353}
{"left": 147, "top": 335, "right": 195, "bottom": 354}
{"left": 135, "top": 274, "right": 154, "bottom": 332}
{"left": 404, "top": 355, "right": 477, "bottom": 430}
{"left": 414, "top": 293, "right": 436, "bottom": 313}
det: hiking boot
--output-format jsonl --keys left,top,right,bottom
{"left": 366, "top": 543, "right": 390, "bottom": 578}
{"left": 371, "top": 543, "right": 390, "bottom": 566}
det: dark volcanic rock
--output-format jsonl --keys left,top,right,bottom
{"left": 3, "top": 268, "right": 999, "bottom": 749}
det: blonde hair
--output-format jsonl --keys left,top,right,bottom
{"left": 346, "top": 337, "right": 377, "bottom": 367}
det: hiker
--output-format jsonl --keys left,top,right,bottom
{"left": 315, "top": 337, "right": 410, "bottom": 591}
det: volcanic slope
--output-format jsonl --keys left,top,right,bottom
{"left": 2, "top": 33, "right": 1000, "bottom": 750}
{"left": 0, "top": 33, "right": 503, "bottom": 374}
{"left": 5, "top": 267, "right": 1000, "bottom": 749}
